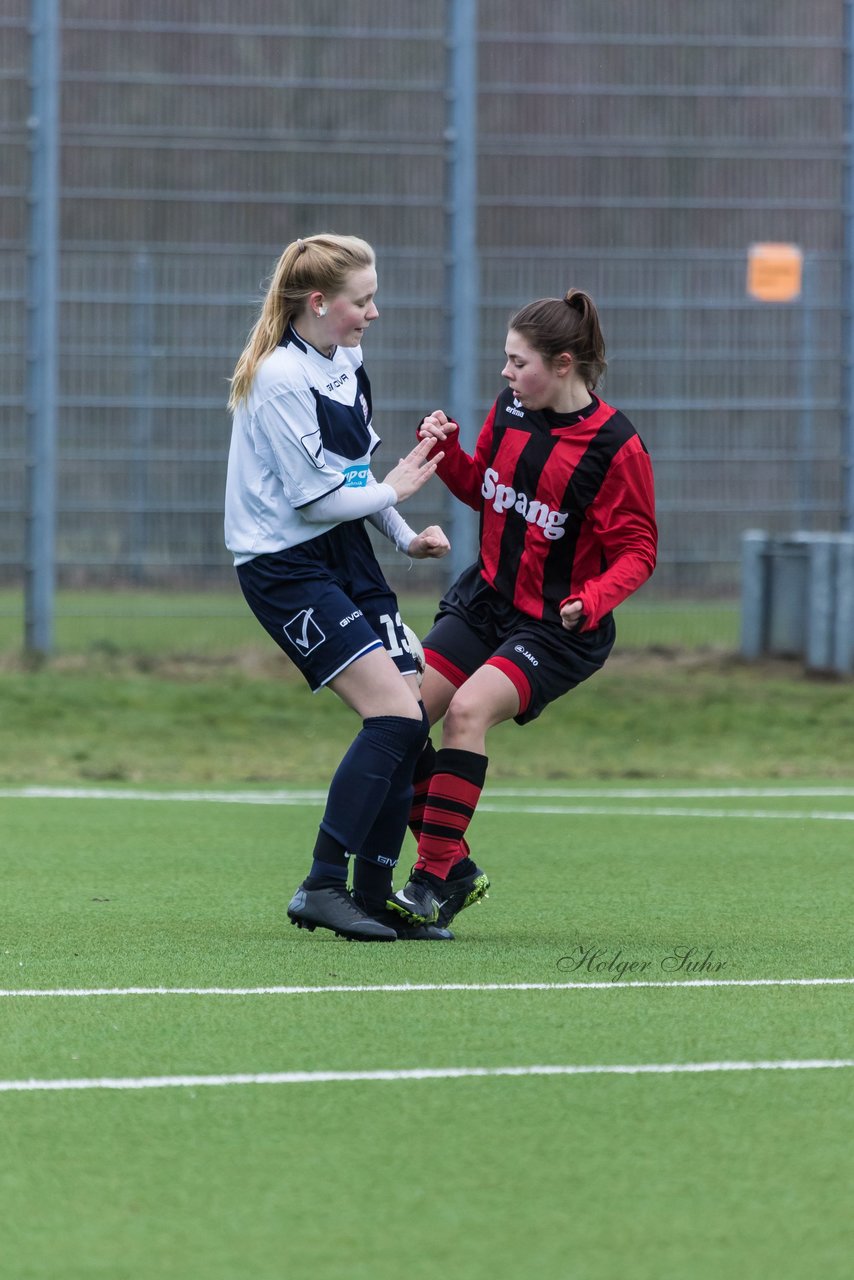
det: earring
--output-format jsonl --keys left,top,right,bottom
{"left": 317, "top": 305, "right": 327, "bottom": 317}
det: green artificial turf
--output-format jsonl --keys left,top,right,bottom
{"left": 1, "top": 790, "right": 852, "bottom": 1279}
{"left": 1, "top": 586, "right": 851, "bottom": 1276}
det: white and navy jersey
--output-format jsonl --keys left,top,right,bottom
{"left": 225, "top": 326, "right": 382, "bottom": 564}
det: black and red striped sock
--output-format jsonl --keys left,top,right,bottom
{"left": 415, "top": 747, "right": 488, "bottom": 879}
{"left": 407, "top": 738, "right": 436, "bottom": 844}
{"left": 409, "top": 739, "right": 473, "bottom": 868}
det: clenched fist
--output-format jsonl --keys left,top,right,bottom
{"left": 407, "top": 525, "right": 450, "bottom": 559}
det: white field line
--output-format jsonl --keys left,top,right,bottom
{"left": 487, "top": 787, "right": 854, "bottom": 798}
{"left": 3, "top": 784, "right": 854, "bottom": 804}
{"left": 478, "top": 804, "right": 854, "bottom": 822}
{"left": 2, "top": 785, "right": 854, "bottom": 823}
{"left": 0, "top": 786, "right": 328, "bottom": 805}
{"left": 2, "top": 1058, "right": 853, "bottom": 1094}
{"left": 2, "top": 978, "right": 853, "bottom": 998}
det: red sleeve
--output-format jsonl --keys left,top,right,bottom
{"left": 420, "top": 404, "right": 497, "bottom": 511}
{"left": 561, "top": 441, "right": 657, "bottom": 631}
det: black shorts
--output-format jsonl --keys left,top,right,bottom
{"left": 236, "top": 522, "right": 418, "bottom": 692}
{"left": 423, "top": 563, "right": 616, "bottom": 725}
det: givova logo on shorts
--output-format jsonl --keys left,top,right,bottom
{"left": 283, "top": 608, "right": 326, "bottom": 654}
{"left": 481, "top": 467, "right": 569, "bottom": 540}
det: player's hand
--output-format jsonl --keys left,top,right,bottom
{"left": 560, "top": 599, "right": 584, "bottom": 631}
{"left": 418, "top": 410, "right": 458, "bottom": 443}
{"left": 407, "top": 525, "right": 451, "bottom": 559}
{"left": 382, "top": 436, "right": 444, "bottom": 502}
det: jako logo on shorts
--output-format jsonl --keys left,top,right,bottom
{"left": 481, "top": 467, "right": 569, "bottom": 540}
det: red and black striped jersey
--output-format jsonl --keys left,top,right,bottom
{"left": 434, "top": 389, "right": 657, "bottom": 629}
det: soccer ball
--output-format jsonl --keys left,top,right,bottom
{"left": 402, "top": 623, "right": 426, "bottom": 684}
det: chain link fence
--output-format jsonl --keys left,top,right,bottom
{"left": 1, "top": 0, "right": 850, "bottom": 650}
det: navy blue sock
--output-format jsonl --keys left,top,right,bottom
{"left": 353, "top": 704, "right": 430, "bottom": 903}
{"left": 305, "top": 860, "right": 348, "bottom": 888}
{"left": 351, "top": 861, "right": 395, "bottom": 914}
{"left": 310, "top": 714, "right": 427, "bottom": 886}
{"left": 304, "top": 830, "right": 349, "bottom": 888}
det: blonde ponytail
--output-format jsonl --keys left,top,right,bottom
{"left": 228, "top": 233, "right": 375, "bottom": 412}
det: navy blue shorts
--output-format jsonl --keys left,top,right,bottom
{"left": 236, "top": 522, "right": 419, "bottom": 692}
{"left": 423, "top": 563, "right": 616, "bottom": 725}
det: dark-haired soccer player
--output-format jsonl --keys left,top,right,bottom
{"left": 388, "top": 289, "right": 658, "bottom": 928}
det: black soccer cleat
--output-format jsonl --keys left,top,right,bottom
{"left": 391, "top": 918, "right": 455, "bottom": 941}
{"left": 386, "top": 868, "right": 446, "bottom": 926}
{"left": 353, "top": 897, "right": 454, "bottom": 941}
{"left": 287, "top": 883, "right": 397, "bottom": 942}
{"left": 436, "top": 866, "right": 490, "bottom": 928}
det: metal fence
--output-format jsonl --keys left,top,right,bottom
{"left": 2, "top": 0, "right": 852, "bottom": 650}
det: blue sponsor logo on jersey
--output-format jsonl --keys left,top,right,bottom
{"left": 342, "top": 464, "right": 370, "bottom": 487}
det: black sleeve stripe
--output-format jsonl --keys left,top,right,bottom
{"left": 292, "top": 478, "right": 346, "bottom": 510}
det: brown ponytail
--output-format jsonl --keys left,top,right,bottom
{"left": 509, "top": 288, "right": 607, "bottom": 391}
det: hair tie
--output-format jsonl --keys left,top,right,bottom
{"left": 296, "top": 238, "right": 306, "bottom": 254}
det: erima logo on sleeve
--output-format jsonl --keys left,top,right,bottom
{"left": 481, "top": 467, "right": 569, "bottom": 540}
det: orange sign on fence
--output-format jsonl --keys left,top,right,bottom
{"left": 747, "top": 243, "right": 803, "bottom": 302}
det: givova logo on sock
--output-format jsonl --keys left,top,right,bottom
{"left": 283, "top": 608, "right": 326, "bottom": 654}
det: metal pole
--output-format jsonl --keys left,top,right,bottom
{"left": 843, "top": 0, "right": 854, "bottom": 531}
{"left": 24, "top": 0, "right": 60, "bottom": 657}
{"left": 796, "top": 255, "right": 814, "bottom": 529}
{"left": 446, "top": 0, "right": 479, "bottom": 581}
{"left": 131, "top": 250, "right": 154, "bottom": 581}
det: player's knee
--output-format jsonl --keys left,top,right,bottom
{"left": 362, "top": 711, "right": 428, "bottom": 759}
{"left": 443, "top": 688, "right": 489, "bottom": 740}
{"left": 403, "top": 705, "right": 430, "bottom": 754}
